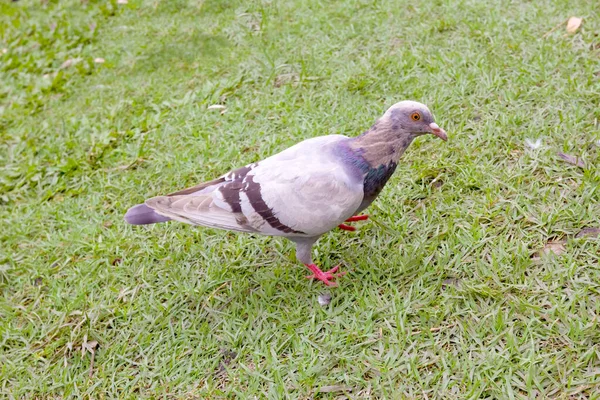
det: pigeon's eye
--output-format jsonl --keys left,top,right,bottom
{"left": 411, "top": 112, "right": 421, "bottom": 121}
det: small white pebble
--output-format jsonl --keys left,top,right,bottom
{"left": 318, "top": 293, "right": 332, "bottom": 306}
{"left": 525, "top": 138, "right": 542, "bottom": 150}
{"left": 94, "top": 58, "right": 105, "bottom": 64}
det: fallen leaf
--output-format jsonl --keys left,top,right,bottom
{"left": 441, "top": 278, "right": 461, "bottom": 290}
{"left": 576, "top": 227, "right": 600, "bottom": 238}
{"left": 81, "top": 335, "right": 98, "bottom": 356}
{"left": 111, "top": 257, "right": 122, "bottom": 266}
{"left": 102, "top": 220, "right": 113, "bottom": 228}
{"left": 221, "top": 349, "right": 237, "bottom": 365}
{"left": 216, "top": 349, "right": 237, "bottom": 375}
{"left": 274, "top": 72, "right": 299, "bottom": 87}
{"left": 94, "top": 58, "right": 105, "bottom": 64}
{"left": 557, "top": 152, "right": 585, "bottom": 168}
{"left": 84, "top": 340, "right": 98, "bottom": 353}
{"left": 566, "top": 17, "right": 582, "bottom": 34}
{"left": 60, "top": 58, "right": 82, "bottom": 69}
{"left": 533, "top": 240, "right": 566, "bottom": 259}
{"left": 318, "top": 293, "right": 332, "bottom": 306}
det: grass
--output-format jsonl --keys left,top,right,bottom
{"left": 1, "top": 0, "right": 600, "bottom": 398}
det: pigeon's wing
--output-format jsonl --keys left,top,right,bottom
{"left": 242, "top": 157, "right": 363, "bottom": 236}
{"left": 145, "top": 135, "right": 364, "bottom": 236}
{"left": 144, "top": 162, "right": 261, "bottom": 233}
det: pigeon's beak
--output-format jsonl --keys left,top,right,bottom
{"left": 429, "top": 123, "right": 448, "bottom": 141}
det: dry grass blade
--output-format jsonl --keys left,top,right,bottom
{"left": 542, "top": 19, "right": 567, "bottom": 38}
{"left": 319, "top": 385, "right": 353, "bottom": 393}
{"left": 60, "top": 58, "right": 82, "bottom": 69}
{"left": 411, "top": 323, "right": 457, "bottom": 336}
{"left": 557, "top": 152, "right": 585, "bottom": 169}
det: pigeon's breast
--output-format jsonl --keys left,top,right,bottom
{"left": 357, "top": 162, "right": 397, "bottom": 212}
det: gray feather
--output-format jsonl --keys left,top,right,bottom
{"left": 124, "top": 203, "right": 171, "bottom": 225}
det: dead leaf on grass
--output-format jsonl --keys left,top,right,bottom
{"left": 441, "top": 278, "right": 461, "bottom": 290}
{"left": 216, "top": 349, "right": 237, "bottom": 376}
{"left": 566, "top": 17, "right": 583, "bottom": 34}
{"left": 557, "top": 152, "right": 585, "bottom": 169}
{"left": 576, "top": 227, "right": 600, "bottom": 239}
{"left": 81, "top": 335, "right": 99, "bottom": 377}
{"left": 274, "top": 72, "right": 299, "bottom": 87}
{"left": 533, "top": 240, "right": 566, "bottom": 259}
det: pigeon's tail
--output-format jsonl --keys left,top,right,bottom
{"left": 124, "top": 203, "right": 172, "bottom": 225}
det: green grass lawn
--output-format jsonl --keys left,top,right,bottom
{"left": 2, "top": 0, "right": 600, "bottom": 398}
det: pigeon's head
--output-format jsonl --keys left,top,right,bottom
{"left": 384, "top": 101, "right": 447, "bottom": 141}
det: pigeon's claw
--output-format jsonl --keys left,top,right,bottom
{"left": 338, "top": 224, "right": 356, "bottom": 231}
{"left": 345, "top": 214, "right": 369, "bottom": 222}
{"left": 338, "top": 214, "right": 369, "bottom": 231}
{"left": 304, "top": 264, "right": 347, "bottom": 286}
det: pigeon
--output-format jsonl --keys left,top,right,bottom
{"left": 124, "top": 100, "right": 447, "bottom": 286}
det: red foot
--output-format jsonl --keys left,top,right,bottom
{"left": 304, "top": 264, "right": 347, "bottom": 286}
{"left": 338, "top": 214, "right": 369, "bottom": 231}
{"left": 345, "top": 214, "right": 369, "bottom": 222}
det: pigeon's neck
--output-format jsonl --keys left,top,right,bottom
{"left": 349, "top": 117, "right": 415, "bottom": 167}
